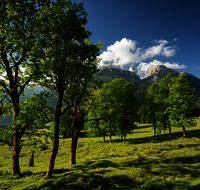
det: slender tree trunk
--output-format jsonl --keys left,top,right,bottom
{"left": 28, "top": 152, "right": 34, "bottom": 167}
{"left": 108, "top": 118, "right": 112, "bottom": 143}
{"left": 109, "top": 125, "right": 112, "bottom": 143}
{"left": 46, "top": 87, "right": 64, "bottom": 176}
{"left": 12, "top": 97, "right": 21, "bottom": 175}
{"left": 168, "top": 124, "right": 171, "bottom": 137}
{"left": 121, "top": 136, "right": 123, "bottom": 142}
{"left": 70, "top": 118, "right": 79, "bottom": 165}
{"left": 103, "top": 129, "right": 105, "bottom": 143}
{"left": 153, "top": 121, "right": 156, "bottom": 137}
{"left": 182, "top": 126, "right": 186, "bottom": 137}
{"left": 109, "top": 133, "right": 112, "bottom": 143}
{"left": 163, "top": 127, "right": 165, "bottom": 134}
{"left": 163, "top": 121, "right": 166, "bottom": 134}
{"left": 12, "top": 134, "right": 21, "bottom": 174}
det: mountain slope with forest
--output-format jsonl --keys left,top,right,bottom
{"left": 1, "top": 63, "right": 200, "bottom": 126}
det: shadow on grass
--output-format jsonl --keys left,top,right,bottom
{"left": 26, "top": 158, "right": 193, "bottom": 190}
{"left": 187, "top": 183, "right": 200, "bottom": 190}
{"left": 132, "top": 131, "right": 152, "bottom": 133}
{"left": 28, "top": 172, "right": 140, "bottom": 190}
{"left": 119, "top": 153, "right": 200, "bottom": 179}
{"left": 1, "top": 157, "right": 195, "bottom": 190}
{"left": 125, "top": 128, "right": 200, "bottom": 145}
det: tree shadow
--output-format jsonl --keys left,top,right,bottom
{"left": 16, "top": 154, "right": 199, "bottom": 190}
{"left": 120, "top": 153, "right": 200, "bottom": 179}
{"left": 132, "top": 131, "right": 152, "bottom": 133}
{"left": 126, "top": 128, "right": 200, "bottom": 145}
{"left": 27, "top": 168, "right": 140, "bottom": 190}
{"left": 136, "top": 125, "right": 151, "bottom": 129}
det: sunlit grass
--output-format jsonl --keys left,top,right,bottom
{"left": 0, "top": 117, "right": 200, "bottom": 189}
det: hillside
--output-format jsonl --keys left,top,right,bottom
{"left": 1, "top": 118, "right": 200, "bottom": 189}
{"left": 95, "top": 64, "right": 151, "bottom": 101}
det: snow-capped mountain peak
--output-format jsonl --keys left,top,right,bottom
{"left": 128, "top": 60, "right": 179, "bottom": 80}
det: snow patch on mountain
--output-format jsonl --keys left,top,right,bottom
{"left": 129, "top": 59, "right": 179, "bottom": 79}
{"left": 129, "top": 64, "right": 138, "bottom": 74}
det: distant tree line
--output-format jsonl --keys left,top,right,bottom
{"left": 139, "top": 72, "right": 197, "bottom": 137}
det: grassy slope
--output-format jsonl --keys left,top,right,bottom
{"left": 1, "top": 118, "right": 200, "bottom": 189}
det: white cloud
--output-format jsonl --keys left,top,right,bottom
{"left": 162, "top": 47, "right": 176, "bottom": 57}
{"left": 164, "top": 62, "right": 186, "bottom": 69}
{"left": 98, "top": 38, "right": 177, "bottom": 67}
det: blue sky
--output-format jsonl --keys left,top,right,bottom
{"left": 71, "top": 0, "right": 200, "bottom": 78}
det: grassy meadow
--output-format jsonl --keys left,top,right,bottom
{"left": 1, "top": 118, "right": 200, "bottom": 189}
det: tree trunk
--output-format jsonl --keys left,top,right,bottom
{"left": 103, "top": 129, "right": 105, "bottom": 143}
{"left": 121, "top": 136, "right": 123, "bottom": 142}
{"left": 153, "top": 121, "right": 156, "bottom": 137}
{"left": 12, "top": 135, "right": 21, "bottom": 174}
{"left": 163, "top": 121, "right": 166, "bottom": 134}
{"left": 62, "top": 133, "right": 67, "bottom": 139}
{"left": 70, "top": 118, "right": 79, "bottom": 165}
{"left": 28, "top": 152, "right": 34, "bottom": 167}
{"left": 46, "top": 87, "right": 64, "bottom": 176}
{"left": 182, "top": 126, "right": 186, "bottom": 137}
{"left": 168, "top": 124, "right": 171, "bottom": 137}
{"left": 124, "top": 136, "right": 126, "bottom": 143}
{"left": 109, "top": 125, "right": 112, "bottom": 143}
{"left": 163, "top": 127, "right": 165, "bottom": 134}
{"left": 12, "top": 98, "right": 21, "bottom": 175}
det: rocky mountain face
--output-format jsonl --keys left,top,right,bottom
{"left": 133, "top": 60, "right": 180, "bottom": 81}
{"left": 143, "top": 64, "right": 179, "bottom": 82}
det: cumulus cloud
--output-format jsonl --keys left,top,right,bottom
{"left": 98, "top": 38, "right": 177, "bottom": 67}
{"left": 163, "top": 62, "right": 186, "bottom": 69}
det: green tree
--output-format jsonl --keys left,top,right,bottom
{"left": 140, "top": 82, "right": 159, "bottom": 137}
{"left": 87, "top": 78, "right": 138, "bottom": 143}
{"left": 168, "top": 72, "right": 197, "bottom": 136}
{"left": 156, "top": 73, "right": 175, "bottom": 137}
{"left": 38, "top": 0, "right": 102, "bottom": 175}
{"left": 0, "top": 0, "right": 51, "bottom": 174}
{"left": 86, "top": 119, "right": 108, "bottom": 142}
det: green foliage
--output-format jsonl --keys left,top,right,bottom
{"left": 167, "top": 72, "right": 197, "bottom": 129}
{"left": 25, "top": 129, "right": 50, "bottom": 152}
{"left": 0, "top": 125, "right": 13, "bottom": 143}
{"left": 0, "top": 0, "right": 55, "bottom": 173}
{"left": 140, "top": 72, "right": 197, "bottom": 137}
{"left": 0, "top": 90, "right": 53, "bottom": 147}
{"left": 16, "top": 90, "right": 54, "bottom": 131}
{"left": 139, "top": 82, "right": 159, "bottom": 136}
{"left": 86, "top": 78, "right": 138, "bottom": 141}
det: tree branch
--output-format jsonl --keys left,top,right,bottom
{"left": 0, "top": 80, "right": 10, "bottom": 94}
{"left": 84, "top": 116, "right": 104, "bottom": 123}
{"left": 19, "top": 77, "right": 34, "bottom": 94}
{"left": 36, "top": 108, "right": 53, "bottom": 122}
{"left": 0, "top": 138, "right": 13, "bottom": 147}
